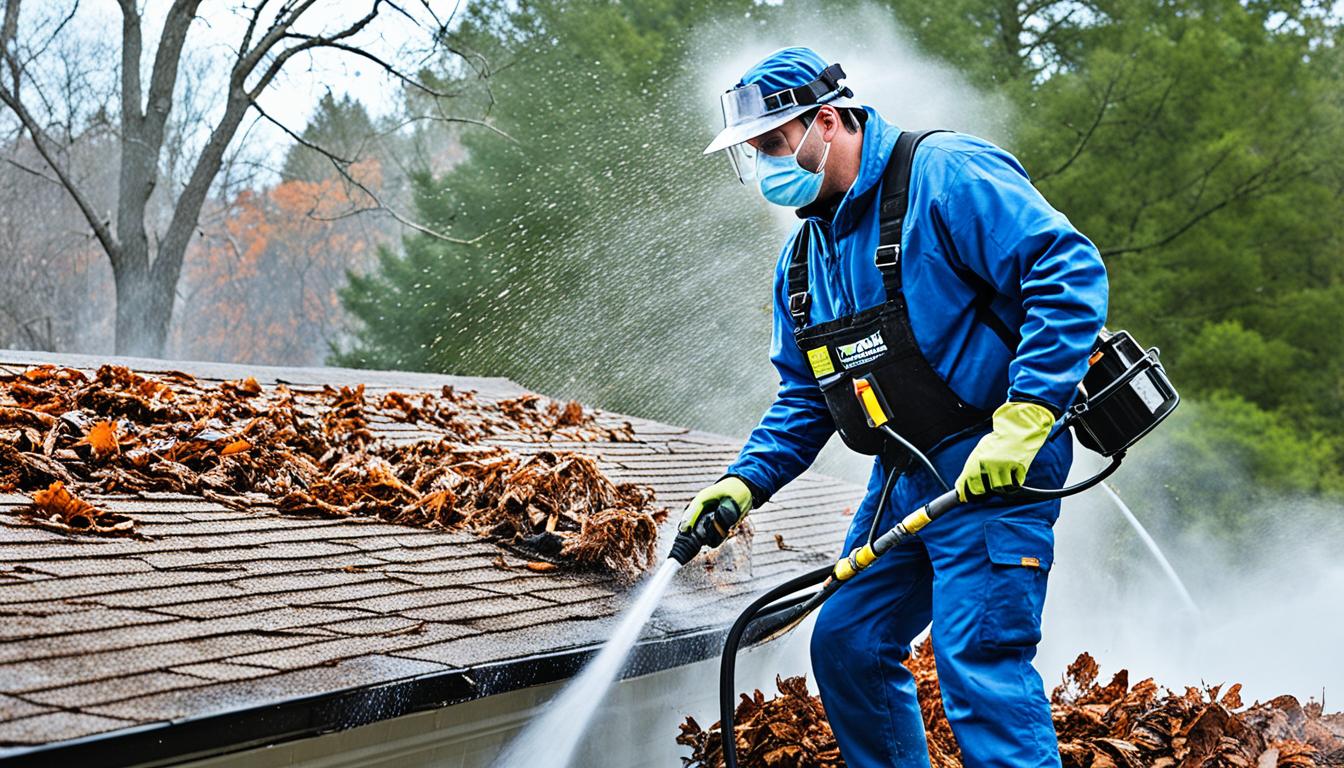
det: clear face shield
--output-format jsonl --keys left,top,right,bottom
{"left": 726, "top": 143, "right": 758, "bottom": 184}
{"left": 715, "top": 82, "right": 803, "bottom": 185}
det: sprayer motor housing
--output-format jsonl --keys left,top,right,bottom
{"left": 1070, "top": 329, "right": 1179, "bottom": 457}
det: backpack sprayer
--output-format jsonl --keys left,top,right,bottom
{"left": 666, "top": 329, "right": 1179, "bottom": 768}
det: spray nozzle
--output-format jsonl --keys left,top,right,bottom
{"left": 668, "top": 498, "right": 744, "bottom": 565}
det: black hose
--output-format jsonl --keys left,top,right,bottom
{"left": 879, "top": 425, "right": 950, "bottom": 492}
{"left": 720, "top": 563, "right": 833, "bottom": 768}
{"left": 1011, "top": 452, "right": 1124, "bottom": 501}
{"left": 865, "top": 458, "right": 903, "bottom": 547}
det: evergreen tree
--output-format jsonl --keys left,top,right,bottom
{"left": 281, "top": 92, "right": 381, "bottom": 183}
{"left": 336, "top": 0, "right": 777, "bottom": 429}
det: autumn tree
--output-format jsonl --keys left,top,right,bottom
{"left": 0, "top": 0, "right": 484, "bottom": 357}
{"left": 172, "top": 160, "right": 389, "bottom": 364}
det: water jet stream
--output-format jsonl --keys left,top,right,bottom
{"left": 1100, "top": 482, "right": 1200, "bottom": 616}
{"left": 492, "top": 559, "right": 682, "bottom": 768}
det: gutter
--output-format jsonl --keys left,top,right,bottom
{"left": 0, "top": 596, "right": 810, "bottom": 768}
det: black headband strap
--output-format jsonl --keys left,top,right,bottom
{"left": 759, "top": 63, "right": 852, "bottom": 113}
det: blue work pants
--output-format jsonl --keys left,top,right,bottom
{"left": 810, "top": 431, "right": 1069, "bottom": 767}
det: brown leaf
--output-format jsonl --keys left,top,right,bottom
{"left": 27, "top": 481, "right": 136, "bottom": 536}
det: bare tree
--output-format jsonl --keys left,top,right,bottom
{"left": 0, "top": 1, "right": 478, "bottom": 357}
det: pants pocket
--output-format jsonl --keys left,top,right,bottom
{"left": 978, "top": 517, "right": 1053, "bottom": 650}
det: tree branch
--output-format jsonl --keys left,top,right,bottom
{"left": 1034, "top": 60, "right": 1127, "bottom": 183}
{"left": 234, "top": 0, "right": 321, "bottom": 79}
{"left": 244, "top": 3, "right": 384, "bottom": 98}
{"left": 3, "top": 155, "right": 61, "bottom": 185}
{"left": 151, "top": 88, "right": 252, "bottom": 295}
{"left": 142, "top": 1, "right": 205, "bottom": 149}
{"left": 273, "top": 35, "right": 459, "bottom": 99}
{"left": 117, "top": 0, "right": 142, "bottom": 133}
{"left": 1101, "top": 135, "right": 1316, "bottom": 258}
{"left": 2, "top": 0, "right": 22, "bottom": 91}
{"left": 0, "top": 84, "right": 118, "bottom": 260}
{"left": 236, "top": 0, "right": 276, "bottom": 64}
{"left": 251, "top": 97, "right": 491, "bottom": 246}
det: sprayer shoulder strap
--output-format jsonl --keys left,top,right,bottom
{"left": 872, "top": 129, "right": 942, "bottom": 295}
{"left": 876, "top": 129, "right": 1018, "bottom": 350}
{"left": 786, "top": 130, "right": 1021, "bottom": 351}
{"left": 785, "top": 129, "right": 942, "bottom": 327}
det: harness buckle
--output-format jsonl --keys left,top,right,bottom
{"left": 788, "top": 291, "right": 811, "bottom": 318}
{"left": 874, "top": 243, "right": 901, "bottom": 269}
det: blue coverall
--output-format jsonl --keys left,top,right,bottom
{"left": 725, "top": 109, "right": 1108, "bottom": 766}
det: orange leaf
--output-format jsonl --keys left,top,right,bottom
{"left": 76, "top": 421, "right": 120, "bottom": 461}
{"left": 220, "top": 440, "right": 251, "bottom": 456}
{"left": 525, "top": 561, "right": 558, "bottom": 573}
{"left": 32, "top": 481, "right": 100, "bottom": 528}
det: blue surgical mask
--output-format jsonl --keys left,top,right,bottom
{"left": 756, "top": 119, "right": 830, "bottom": 208}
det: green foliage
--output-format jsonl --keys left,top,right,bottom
{"left": 281, "top": 92, "right": 379, "bottom": 183}
{"left": 1113, "top": 393, "right": 1344, "bottom": 541}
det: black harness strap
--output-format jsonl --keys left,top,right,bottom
{"left": 786, "top": 129, "right": 936, "bottom": 327}
{"left": 874, "top": 129, "right": 943, "bottom": 295}
{"left": 785, "top": 223, "right": 814, "bottom": 326}
{"left": 785, "top": 129, "right": 1021, "bottom": 350}
{"left": 763, "top": 63, "right": 853, "bottom": 113}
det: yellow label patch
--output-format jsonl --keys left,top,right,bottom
{"left": 807, "top": 347, "right": 835, "bottom": 377}
{"left": 1020, "top": 556, "right": 1041, "bottom": 568}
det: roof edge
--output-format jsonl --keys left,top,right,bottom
{"left": 0, "top": 598, "right": 810, "bottom": 768}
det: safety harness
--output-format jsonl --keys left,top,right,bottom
{"left": 786, "top": 130, "right": 1012, "bottom": 458}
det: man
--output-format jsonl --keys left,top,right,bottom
{"left": 682, "top": 47, "right": 1108, "bottom": 766}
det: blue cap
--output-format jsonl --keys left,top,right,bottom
{"left": 738, "top": 47, "right": 832, "bottom": 96}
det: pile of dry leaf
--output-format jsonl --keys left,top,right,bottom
{"left": 0, "top": 363, "right": 667, "bottom": 578}
{"left": 679, "top": 639, "right": 1344, "bottom": 767}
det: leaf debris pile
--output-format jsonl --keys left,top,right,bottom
{"left": 678, "top": 674, "right": 843, "bottom": 768}
{"left": 1047, "top": 650, "right": 1343, "bottom": 767}
{"left": 0, "top": 364, "right": 665, "bottom": 577}
{"left": 678, "top": 639, "right": 1344, "bottom": 767}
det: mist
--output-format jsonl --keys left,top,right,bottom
{"left": 1045, "top": 447, "right": 1344, "bottom": 703}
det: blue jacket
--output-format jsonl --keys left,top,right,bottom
{"left": 726, "top": 109, "right": 1108, "bottom": 501}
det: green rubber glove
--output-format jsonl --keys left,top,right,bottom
{"left": 679, "top": 476, "right": 754, "bottom": 534}
{"left": 956, "top": 401, "right": 1057, "bottom": 502}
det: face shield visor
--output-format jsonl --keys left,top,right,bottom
{"left": 703, "top": 63, "right": 856, "bottom": 185}
{"left": 717, "top": 84, "right": 797, "bottom": 183}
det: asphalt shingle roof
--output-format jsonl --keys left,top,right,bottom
{"left": 0, "top": 351, "right": 859, "bottom": 761}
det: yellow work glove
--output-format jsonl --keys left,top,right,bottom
{"left": 956, "top": 402, "right": 1057, "bottom": 502}
{"left": 679, "top": 476, "right": 754, "bottom": 536}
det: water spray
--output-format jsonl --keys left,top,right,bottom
{"left": 1099, "top": 481, "right": 1200, "bottom": 615}
{"left": 681, "top": 329, "right": 1184, "bottom": 768}
{"left": 492, "top": 560, "right": 683, "bottom": 768}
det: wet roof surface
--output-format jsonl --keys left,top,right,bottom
{"left": 0, "top": 351, "right": 859, "bottom": 756}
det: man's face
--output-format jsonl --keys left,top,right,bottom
{"left": 747, "top": 107, "right": 835, "bottom": 175}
